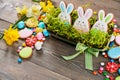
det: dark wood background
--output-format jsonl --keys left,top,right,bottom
{"left": 0, "top": 0, "right": 119, "bottom": 80}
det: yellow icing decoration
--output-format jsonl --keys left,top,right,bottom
{"left": 25, "top": 18, "right": 38, "bottom": 28}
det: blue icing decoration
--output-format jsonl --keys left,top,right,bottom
{"left": 108, "top": 47, "right": 120, "bottom": 59}
{"left": 38, "top": 22, "right": 45, "bottom": 29}
{"left": 17, "top": 21, "right": 25, "bottom": 29}
{"left": 43, "top": 29, "right": 49, "bottom": 37}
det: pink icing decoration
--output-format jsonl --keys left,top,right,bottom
{"left": 115, "top": 35, "right": 120, "bottom": 45}
{"left": 19, "top": 28, "right": 33, "bottom": 39}
{"left": 36, "top": 32, "right": 44, "bottom": 40}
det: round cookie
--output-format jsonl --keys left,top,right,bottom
{"left": 115, "top": 35, "right": 120, "bottom": 45}
{"left": 108, "top": 47, "right": 120, "bottom": 59}
{"left": 115, "top": 76, "right": 120, "bottom": 80}
{"left": 19, "top": 28, "right": 33, "bottom": 39}
{"left": 19, "top": 47, "right": 32, "bottom": 59}
{"left": 25, "top": 18, "right": 38, "bottom": 28}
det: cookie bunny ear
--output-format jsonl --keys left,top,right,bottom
{"left": 104, "top": 13, "right": 113, "bottom": 24}
{"left": 98, "top": 10, "right": 105, "bottom": 21}
{"left": 60, "top": 1, "right": 66, "bottom": 12}
{"left": 77, "top": 7, "right": 84, "bottom": 18}
{"left": 66, "top": 3, "right": 74, "bottom": 14}
{"left": 84, "top": 9, "right": 93, "bottom": 20}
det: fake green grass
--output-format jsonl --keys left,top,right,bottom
{"left": 44, "top": 7, "right": 114, "bottom": 49}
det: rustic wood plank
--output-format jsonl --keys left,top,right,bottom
{"left": 0, "top": 28, "right": 104, "bottom": 80}
{"left": 0, "top": 0, "right": 120, "bottom": 80}
{"left": 0, "top": 38, "right": 104, "bottom": 80}
{"left": 0, "top": 0, "right": 120, "bottom": 25}
{"left": 0, "top": 42, "right": 72, "bottom": 80}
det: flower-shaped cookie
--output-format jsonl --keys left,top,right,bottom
{"left": 105, "top": 62, "right": 119, "bottom": 73}
{"left": 25, "top": 36, "right": 37, "bottom": 47}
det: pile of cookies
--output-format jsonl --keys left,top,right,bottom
{"left": 16, "top": 17, "right": 49, "bottom": 63}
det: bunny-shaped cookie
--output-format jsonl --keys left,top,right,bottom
{"left": 92, "top": 10, "right": 113, "bottom": 32}
{"left": 58, "top": 1, "right": 74, "bottom": 24}
{"left": 73, "top": 7, "right": 93, "bottom": 33}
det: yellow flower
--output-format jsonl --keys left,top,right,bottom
{"left": 40, "top": 1, "right": 54, "bottom": 13}
{"left": 25, "top": 18, "right": 38, "bottom": 28}
{"left": 16, "top": 6, "right": 28, "bottom": 15}
{"left": 26, "top": 4, "right": 41, "bottom": 18}
{"left": 3, "top": 24, "right": 20, "bottom": 45}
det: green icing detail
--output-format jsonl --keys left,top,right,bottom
{"left": 19, "top": 47, "right": 32, "bottom": 59}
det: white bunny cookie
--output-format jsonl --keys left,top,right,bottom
{"left": 73, "top": 7, "right": 93, "bottom": 33}
{"left": 58, "top": 1, "right": 74, "bottom": 24}
{"left": 92, "top": 10, "right": 114, "bottom": 32}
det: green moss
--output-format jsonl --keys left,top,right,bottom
{"left": 48, "top": 7, "right": 61, "bottom": 17}
{"left": 44, "top": 7, "right": 113, "bottom": 49}
{"left": 71, "top": 10, "right": 78, "bottom": 25}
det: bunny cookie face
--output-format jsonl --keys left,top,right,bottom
{"left": 92, "top": 10, "right": 113, "bottom": 32}
{"left": 58, "top": 1, "right": 74, "bottom": 24}
{"left": 73, "top": 7, "right": 93, "bottom": 33}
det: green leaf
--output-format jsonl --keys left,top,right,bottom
{"left": 0, "top": 32, "right": 4, "bottom": 40}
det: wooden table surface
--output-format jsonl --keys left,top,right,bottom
{"left": 0, "top": 0, "right": 119, "bottom": 80}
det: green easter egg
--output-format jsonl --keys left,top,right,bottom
{"left": 115, "top": 76, "right": 120, "bottom": 80}
{"left": 19, "top": 47, "right": 32, "bottom": 59}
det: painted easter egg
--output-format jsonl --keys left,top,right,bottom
{"left": 19, "top": 47, "right": 32, "bottom": 59}
{"left": 38, "top": 22, "right": 45, "bottom": 29}
{"left": 18, "top": 58, "right": 22, "bottom": 63}
{"left": 108, "top": 47, "right": 120, "bottom": 59}
{"left": 115, "top": 76, "right": 120, "bottom": 80}
{"left": 36, "top": 32, "right": 44, "bottom": 40}
{"left": 19, "top": 28, "right": 33, "bottom": 39}
{"left": 118, "top": 68, "right": 120, "bottom": 75}
{"left": 43, "top": 29, "right": 49, "bottom": 37}
{"left": 35, "top": 41, "right": 42, "bottom": 50}
{"left": 25, "top": 36, "right": 37, "bottom": 47}
{"left": 115, "top": 35, "right": 120, "bottom": 45}
{"left": 17, "top": 21, "right": 25, "bottom": 29}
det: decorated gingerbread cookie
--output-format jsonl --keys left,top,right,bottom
{"left": 25, "top": 36, "right": 37, "bottom": 47}
{"left": 19, "top": 47, "right": 33, "bottom": 59}
{"left": 58, "top": 1, "right": 74, "bottom": 24}
{"left": 25, "top": 18, "right": 38, "bottom": 28}
{"left": 115, "top": 35, "right": 120, "bottom": 45}
{"left": 92, "top": 10, "right": 113, "bottom": 32}
{"left": 115, "top": 76, "right": 120, "bottom": 80}
{"left": 19, "top": 28, "right": 33, "bottom": 39}
{"left": 108, "top": 47, "right": 120, "bottom": 59}
{"left": 73, "top": 7, "right": 93, "bottom": 33}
